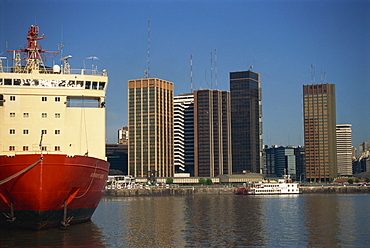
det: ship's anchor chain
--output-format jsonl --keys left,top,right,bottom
{"left": 61, "top": 200, "right": 73, "bottom": 228}
{"left": 3, "top": 202, "right": 16, "bottom": 223}
{"left": 0, "top": 157, "right": 44, "bottom": 185}
{"left": 1, "top": 158, "right": 43, "bottom": 224}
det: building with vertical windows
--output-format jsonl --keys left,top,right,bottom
{"left": 194, "top": 89, "right": 232, "bottom": 177}
{"left": 174, "top": 93, "right": 194, "bottom": 175}
{"left": 128, "top": 78, "right": 174, "bottom": 178}
{"left": 263, "top": 145, "right": 298, "bottom": 180}
{"left": 303, "top": 83, "right": 337, "bottom": 182}
{"left": 336, "top": 124, "right": 353, "bottom": 176}
{"left": 230, "top": 70, "right": 262, "bottom": 174}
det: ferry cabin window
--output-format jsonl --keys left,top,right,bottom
{"left": 23, "top": 130, "right": 29, "bottom": 134}
{"left": 55, "top": 130, "right": 60, "bottom": 135}
{"left": 55, "top": 146, "right": 60, "bottom": 151}
{"left": 9, "top": 146, "right": 15, "bottom": 151}
{"left": 23, "top": 146, "right": 29, "bottom": 151}
{"left": 23, "top": 113, "right": 29, "bottom": 118}
{"left": 14, "top": 79, "right": 21, "bottom": 85}
{"left": 10, "top": 129, "right": 15, "bottom": 134}
{"left": 42, "top": 130, "right": 47, "bottom": 134}
{"left": 42, "top": 113, "right": 47, "bottom": 118}
{"left": 42, "top": 97, "right": 47, "bottom": 101}
{"left": 77, "top": 81, "right": 83, "bottom": 87}
{"left": 55, "top": 97, "right": 60, "bottom": 102}
{"left": 10, "top": 112, "right": 15, "bottom": 117}
{"left": 10, "top": 96, "right": 15, "bottom": 101}
{"left": 55, "top": 113, "right": 61, "bottom": 118}
{"left": 0, "top": 94, "right": 3, "bottom": 106}
{"left": 41, "top": 146, "right": 47, "bottom": 151}
{"left": 4, "top": 79, "right": 12, "bottom": 85}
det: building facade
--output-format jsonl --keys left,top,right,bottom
{"left": 336, "top": 124, "right": 353, "bottom": 176}
{"left": 303, "top": 83, "right": 337, "bottom": 182}
{"left": 230, "top": 70, "right": 262, "bottom": 174}
{"left": 128, "top": 78, "right": 174, "bottom": 178}
{"left": 118, "top": 126, "right": 129, "bottom": 145}
{"left": 263, "top": 146, "right": 298, "bottom": 180}
{"left": 174, "top": 93, "right": 194, "bottom": 175}
{"left": 194, "top": 89, "right": 232, "bottom": 177}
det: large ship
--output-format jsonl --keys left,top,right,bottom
{"left": 0, "top": 25, "right": 110, "bottom": 229}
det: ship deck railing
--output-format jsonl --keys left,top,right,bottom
{"left": 0, "top": 66, "right": 106, "bottom": 76}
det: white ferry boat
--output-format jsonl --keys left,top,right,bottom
{"left": 237, "top": 175, "right": 300, "bottom": 195}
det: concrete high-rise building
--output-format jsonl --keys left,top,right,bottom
{"left": 336, "top": 124, "right": 353, "bottom": 176}
{"left": 128, "top": 78, "right": 174, "bottom": 178}
{"left": 174, "top": 93, "right": 194, "bottom": 175}
{"left": 230, "top": 70, "right": 262, "bottom": 174}
{"left": 194, "top": 89, "right": 232, "bottom": 177}
{"left": 303, "top": 83, "right": 337, "bottom": 182}
{"left": 118, "top": 126, "right": 129, "bottom": 145}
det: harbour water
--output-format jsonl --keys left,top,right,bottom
{"left": 1, "top": 194, "right": 369, "bottom": 247}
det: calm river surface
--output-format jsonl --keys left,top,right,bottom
{"left": 1, "top": 194, "right": 369, "bottom": 247}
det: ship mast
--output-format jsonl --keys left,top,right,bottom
{"left": 8, "top": 25, "right": 58, "bottom": 73}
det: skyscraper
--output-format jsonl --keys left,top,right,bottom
{"left": 128, "top": 78, "right": 174, "bottom": 178}
{"left": 336, "top": 124, "right": 353, "bottom": 176}
{"left": 194, "top": 89, "right": 232, "bottom": 177}
{"left": 303, "top": 83, "right": 337, "bottom": 182}
{"left": 230, "top": 70, "right": 262, "bottom": 174}
{"left": 174, "top": 93, "right": 194, "bottom": 175}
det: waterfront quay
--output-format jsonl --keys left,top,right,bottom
{"left": 104, "top": 185, "right": 370, "bottom": 197}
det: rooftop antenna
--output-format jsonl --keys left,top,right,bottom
{"left": 214, "top": 49, "right": 218, "bottom": 89}
{"left": 145, "top": 20, "right": 151, "bottom": 78}
{"left": 210, "top": 52, "right": 213, "bottom": 89}
{"left": 190, "top": 54, "right": 193, "bottom": 92}
{"left": 310, "top": 64, "right": 316, "bottom": 84}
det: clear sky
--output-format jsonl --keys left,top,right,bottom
{"left": 1, "top": 0, "right": 369, "bottom": 149}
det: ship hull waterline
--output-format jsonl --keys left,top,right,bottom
{"left": 0, "top": 154, "right": 109, "bottom": 229}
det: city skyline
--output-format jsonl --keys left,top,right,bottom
{"left": 0, "top": 0, "right": 368, "bottom": 148}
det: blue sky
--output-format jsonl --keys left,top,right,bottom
{"left": 0, "top": 0, "right": 368, "bottom": 149}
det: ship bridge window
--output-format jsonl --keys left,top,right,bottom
{"left": 99, "top": 82, "right": 105, "bottom": 90}
{"left": 66, "top": 96, "right": 100, "bottom": 108}
{"left": 92, "top": 82, "right": 98, "bottom": 89}
{"left": 85, "top": 81, "right": 91, "bottom": 89}
{"left": 4, "top": 79, "right": 12, "bottom": 85}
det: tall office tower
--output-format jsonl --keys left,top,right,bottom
{"left": 128, "top": 78, "right": 174, "bottom": 178}
{"left": 174, "top": 93, "right": 194, "bottom": 175}
{"left": 336, "top": 124, "right": 353, "bottom": 176}
{"left": 303, "top": 83, "right": 337, "bottom": 182}
{"left": 230, "top": 70, "right": 262, "bottom": 174}
{"left": 194, "top": 89, "right": 232, "bottom": 177}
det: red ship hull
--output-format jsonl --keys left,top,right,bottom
{"left": 0, "top": 154, "right": 109, "bottom": 229}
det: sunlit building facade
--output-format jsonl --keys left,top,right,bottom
{"left": 336, "top": 124, "right": 353, "bottom": 176}
{"left": 128, "top": 78, "right": 174, "bottom": 178}
{"left": 174, "top": 93, "right": 194, "bottom": 175}
{"left": 303, "top": 83, "right": 337, "bottom": 182}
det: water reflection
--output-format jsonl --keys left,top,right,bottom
{"left": 1, "top": 194, "right": 369, "bottom": 247}
{"left": 0, "top": 221, "right": 106, "bottom": 247}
